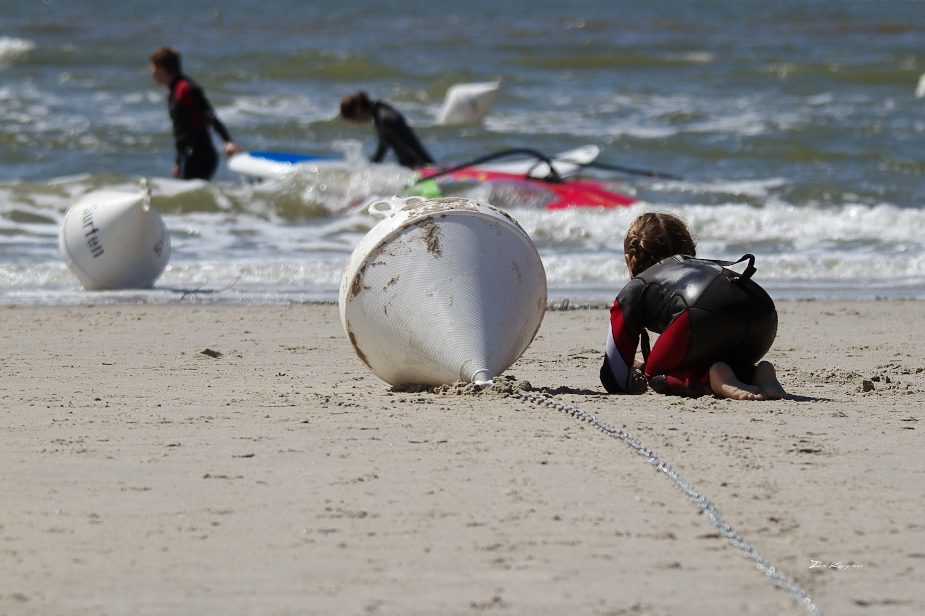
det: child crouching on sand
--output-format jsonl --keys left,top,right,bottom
{"left": 600, "top": 212, "right": 787, "bottom": 400}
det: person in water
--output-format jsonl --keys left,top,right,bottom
{"left": 601, "top": 212, "right": 787, "bottom": 400}
{"left": 339, "top": 91, "right": 435, "bottom": 169}
{"left": 149, "top": 47, "right": 240, "bottom": 180}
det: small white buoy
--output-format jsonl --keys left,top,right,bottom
{"left": 436, "top": 80, "right": 501, "bottom": 125}
{"left": 59, "top": 181, "right": 171, "bottom": 290}
{"left": 340, "top": 196, "right": 546, "bottom": 387}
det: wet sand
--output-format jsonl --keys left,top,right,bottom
{"left": 1, "top": 301, "right": 923, "bottom": 615}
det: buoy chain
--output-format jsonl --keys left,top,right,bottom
{"left": 512, "top": 391, "right": 822, "bottom": 616}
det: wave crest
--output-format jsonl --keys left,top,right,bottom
{"left": 0, "top": 37, "right": 35, "bottom": 65}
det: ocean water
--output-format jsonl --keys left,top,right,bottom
{"left": 2, "top": 0, "right": 924, "bottom": 304}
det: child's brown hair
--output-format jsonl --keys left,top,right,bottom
{"left": 623, "top": 213, "right": 697, "bottom": 277}
{"left": 149, "top": 47, "right": 181, "bottom": 74}
{"left": 340, "top": 91, "right": 374, "bottom": 121}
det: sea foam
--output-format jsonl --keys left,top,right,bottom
{"left": 0, "top": 37, "right": 34, "bottom": 65}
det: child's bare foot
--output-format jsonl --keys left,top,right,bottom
{"left": 710, "top": 362, "right": 766, "bottom": 400}
{"left": 753, "top": 361, "right": 787, "bottom": 399}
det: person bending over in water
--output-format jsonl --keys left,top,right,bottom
{"left": 149, "top": 46, "right": 240, "bottom": 180}
{"left": 340, "top": 91, "right": 435, "bottom": 169}
{"left": 600, "top": 212, "right": 787, "bottom": 400}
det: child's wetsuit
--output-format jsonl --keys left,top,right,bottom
{"left": 168, "top": 75, "right": 233, "bottom": 180}
{"left": 370, "top": 101, "right": 434, "bottom": 169}
{"left": 600, "top": 254, "right": 777, "bottom": 397}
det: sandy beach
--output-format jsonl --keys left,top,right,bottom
{"left": 1, "top": 301, "right": 923, "bottom": 615}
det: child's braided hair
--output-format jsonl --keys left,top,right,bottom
{"left": 623, "top": 213, "right": 697, "bottom": 277}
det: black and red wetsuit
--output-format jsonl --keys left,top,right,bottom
{"left": 370, "top": 101, "right": 434, "bottom": 169}
{"left": 168, "top": 75, "right": 233, "bottom": 180}
{"left": 600, "top": 254, "right": 778, "bottom": 397}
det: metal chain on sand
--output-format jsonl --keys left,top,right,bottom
{"left": 513, "top": 391, "right": 822, "bottom": 616}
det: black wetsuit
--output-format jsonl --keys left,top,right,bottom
{"left": 168, "top": 75, "right": 233, "bottom": 180}
{"left": 370, "top": 101, "right": 434, "bottom": 168}
{"left": 600, "top": 254, "right": 778, "bottom": 397}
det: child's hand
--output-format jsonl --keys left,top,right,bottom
{"left": 627, "top": 368, "right": 648, "bottom": 395}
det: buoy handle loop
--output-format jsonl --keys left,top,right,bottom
{"left": 368, "top": 195, "right": 428, "bottom": 220}
{"left": 140, "top": 178, "right": 152, "bottom": 212}
{"left": 472, "top": 369, "right": 494, "bottom": 388}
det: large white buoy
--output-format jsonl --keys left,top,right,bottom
{"left": 436, "top": 80, "right": 501, "bottom": 125}
{"left": 340, "top": 196, "right": 546, "bottom": 387}
{"left": 59, "top": 182, "right": 171, "bottom": 290}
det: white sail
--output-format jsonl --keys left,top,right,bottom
{"left": 437, "top": 80, "right": 501, "bottom": 125}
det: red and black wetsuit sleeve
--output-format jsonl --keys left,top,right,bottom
{"left": 600, "top": 278, "right": 645, "bottom": 393}
{"left": 371, "top": 102, "right": 435, "bottom": 168}
{"left": 600, "top": 271, "right": 712, "bottom": 397}
{"left": 168, "top": 76, "right": 232, "bottom": 158}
